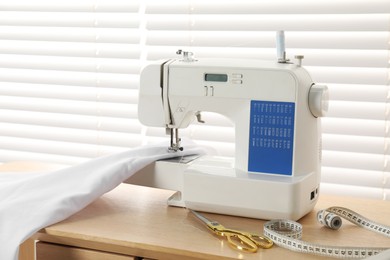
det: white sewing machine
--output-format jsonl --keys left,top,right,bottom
{"left": 130, "top": 33, "right": 328, "bottom": 220}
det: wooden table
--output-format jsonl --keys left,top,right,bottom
{"left": 7, "top": 162, "right": 390, "bottom": 260}
{"left": 23, "top": 186, "right": 390, "bottom": 260}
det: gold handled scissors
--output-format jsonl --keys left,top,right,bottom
{"left": 190, "top": 210, "right": 273, "bottom": 253}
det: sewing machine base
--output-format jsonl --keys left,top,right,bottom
{"left": 127, "top": 156, "right": 319, "bottom": 220}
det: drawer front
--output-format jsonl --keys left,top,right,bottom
{"left": 36, "top": 242, "right": 135, "bottom": 260}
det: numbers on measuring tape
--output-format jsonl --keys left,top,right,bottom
{"left": 263, "top": 207, "right": 390, "bottom": 258}
{"left": 318, "top": 207, "right": 390, "bottom": 237}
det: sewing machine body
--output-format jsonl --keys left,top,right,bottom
{"left": 133, "top": 57, "right": 327, "bottom": 220}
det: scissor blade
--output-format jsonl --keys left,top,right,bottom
{"left": 190, "top": 209, "right": 213, "bottom": 226}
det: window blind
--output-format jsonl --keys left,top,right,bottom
{"left": 0, "top": 0, "right": 389, "bottom": 200}
{"left": 0, "top": 0, "right": 143, "bottom": 164}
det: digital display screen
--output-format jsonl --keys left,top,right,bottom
{"left": 204, "top": 73, "right": 228, "bottom": 82}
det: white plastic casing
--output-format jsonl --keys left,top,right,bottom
{"left": 135, "top": 58, "right": 325, "bottom": 220}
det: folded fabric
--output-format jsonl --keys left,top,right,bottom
{"left": 0, "top": 141, "right": 204, "bottom": 260}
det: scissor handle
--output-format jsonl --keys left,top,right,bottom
{"left": 225, "top": 232, "right": 259, "bottom": 253}
{"left": 247, "top": 233, "right": 274, "bottom": 249}
{"left": 192, "top": 209, "right": 274, "bottom": 253}
{"left": 220, "top": 228, "right": 273, "bottom": 250}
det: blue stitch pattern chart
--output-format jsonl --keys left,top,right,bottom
{"left": 248, "top": 100, "right": 295, "bottom": 175}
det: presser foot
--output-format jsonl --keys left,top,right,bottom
{"left": 167, "top": 128, "right": 183, "bottom": 152}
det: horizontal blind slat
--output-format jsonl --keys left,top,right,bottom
{"left": 0, "top": 12, "right": 140, "bottom": 28}
{"left": 0, "top": 83, "right": 139, "bottom": 103}
{"left": 146, "top": 47, "right": 389, "bottom": 70}
{"left": 328, "top": 84, "right": 388, "bottom": 103}
{"left": 323, "top": 134, "right": 386, "bottom": 155}
{"left": 0, "top": 110, "right": 143, "bottom": 132}
{"left": 0, "top": 136, "right": 109, "bottom": 158}
{"left": 146, "top": 0, "right": 390, "bottom": 14}
{"left": 326, "top": 100, "right": 387, "bottom": 120}
{"left": 146, "top": 31, "right": 389, "bottom": 50}
{"left": 144, "top": 47, "right": 387, "bottom": 68}
{"left": 0, "top": 40, "right": 140, "bottom": 58}
{"left": 0, "top": 136, "right": 134, "bottom": 161}
{"left": 0, "top": 26, "right": 140, "bottom": 43}
{"left": 146, "top": 14, "right": 389, "bottom": 31}
{"left": 321, "top": 167, "right": 389, "bottom": 189}
{"left": 0, "top": 54, "right": 141, "bottom": 74}
{"left": 0, "top": 96, "right": 138, "bottom": 118}
{"left": 307, "top": 66, "right": 388, "bottom": 85}
{"left": 320, "top": 183, "right": 387, "bottom": 200}
{"left": 0, "top": 68, "right": 139, "bottom": 89}
{"left": 322, "top": 150, "right": 387, "bottom": 172}
{"left": 0, "top": 149, "right": 85, "bottom": 165}
{"left": 0, "top": 0, "right": 140, "bottom": 12}
{"left": 0, "top": 123, "right": 142, "bottom": 148}
{"left": 322, "top": 118, "right": 386, "bottom": 137}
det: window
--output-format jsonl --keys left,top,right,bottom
{"left": 0, "top": 0, "right": 389, "bottom": 199}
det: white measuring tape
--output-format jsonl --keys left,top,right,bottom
{"left": 263, "top": 207, "right": 390, "bottom": 259}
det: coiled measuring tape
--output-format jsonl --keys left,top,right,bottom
{"left": 263, "top": 207, "right": 390, "bottom": 258}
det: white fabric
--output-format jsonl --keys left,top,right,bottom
{"left": 0, "top": 141, "right": 204, "bottom": 260}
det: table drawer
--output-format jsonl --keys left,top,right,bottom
{"left": 36, "top": 242, "right": 135, "bottom": 260}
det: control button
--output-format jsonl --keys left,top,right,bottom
{"left": 232, "top": 79, "right": 242, "bottom": 84}
{"left": 232, "top": 73, "right": 243, "bottom": 78}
